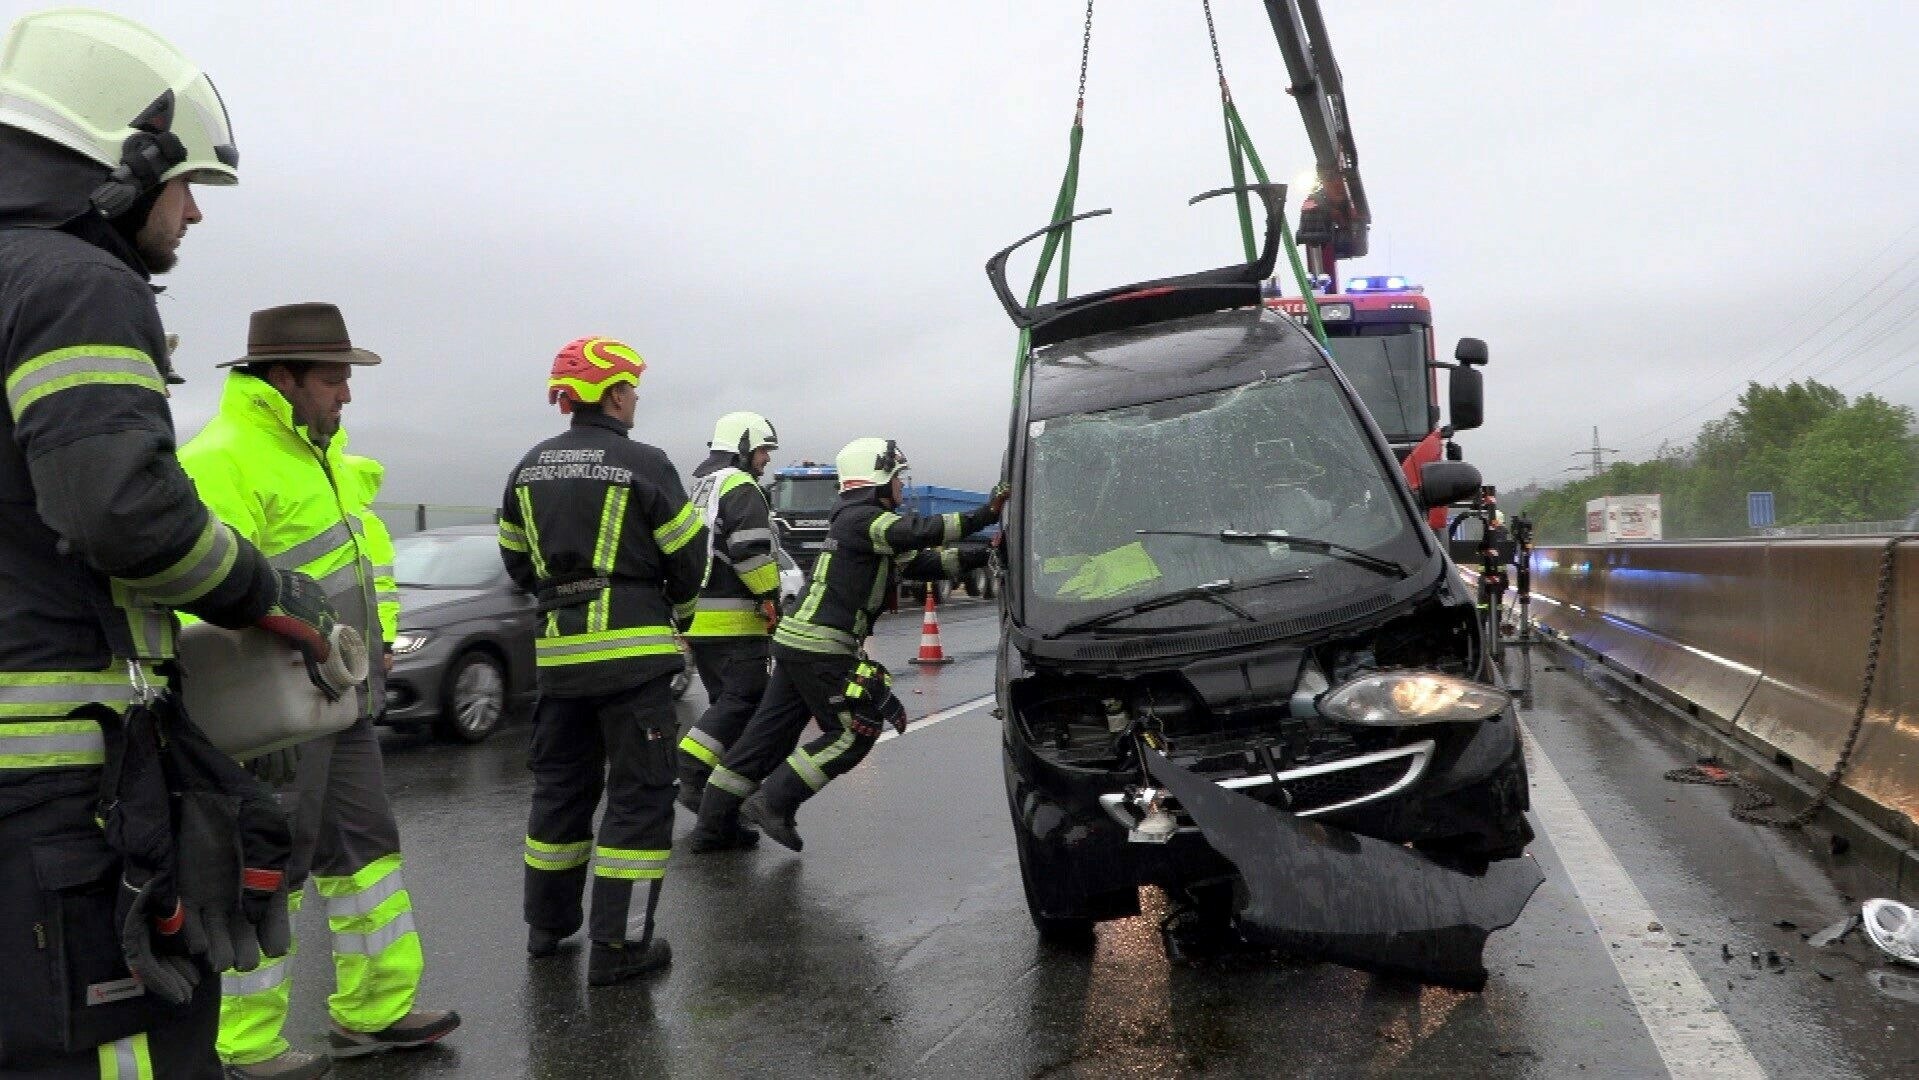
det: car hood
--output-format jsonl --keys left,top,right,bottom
{"left": 398, "top": 586, "right": 493, "bottom": 624}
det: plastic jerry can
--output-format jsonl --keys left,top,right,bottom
{"left": 177, "top": 622, "right": 369, "bottom": 759}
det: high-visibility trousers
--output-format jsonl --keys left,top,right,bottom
{"left": 218, "top": 717, "right": 423, "bottom": 1065}
{"left": 523, "top": 674, "right": 676, "bottom": 944}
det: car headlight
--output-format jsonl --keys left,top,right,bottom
{"left": 391, "top": 630, "right": 434, "bottom": 655}
{"left": 1319, "top": 671, "right": 1510, "bottom": 726}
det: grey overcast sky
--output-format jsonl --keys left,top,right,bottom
{"left": 63, "top": 1, "right": 1919, "bottom": 503}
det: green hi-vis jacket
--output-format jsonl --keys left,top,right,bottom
{"left": 497, "top": 412, "right": 708, "bottom": 698}
{"left": 179, "top": 373, "right": 397, "bottom": 719}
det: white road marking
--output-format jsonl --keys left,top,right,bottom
{"left": 1524, "top": 727, "right": 1767, "bottom": 1079}
{"left": 877, "top": 693, "right": 995, "bottom": 744}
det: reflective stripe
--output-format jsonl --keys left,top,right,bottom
{"left": 593, "top": 846, "right": 668, "bottom": 880}
{"left": 942, "top": 512, "right": 964, "bottom": 543}
{"left": 0, "top": 720, "right": 106, "bottom": 768}
{"left": 331, "top": 911, "right": 416, "bottom": 956}
{"left": 0, "top": 671, "right": 133, "bottom": 715}
{"left": 498, "top": 520, "right": 529, "bottom": 553}
{"left": 736, "top": 561, "right": 782, "bottom": 597}
{"left": 810, "top": 727, "right": 860, "bottom": 771}
{"left": 325, "top": 868, "right": 408, "bottom": 919}
{"left": 728, "top": 528, "right": 773, "bottom": 549}
{"left": 117, "top": 518, "right": 239, "bottom": 606}
{"left": 697, "top": 598, "right": 760, "bottom": 611}
{"left": 654, "top": 501, "right": 702, "bottom": 555}
{"left": 516, "top": 487, "right": 549, "bottom": 578}
{"left": 589, "top": 487, "right": 629, "bottom": 633}
{"left": 868, "top": 512, "right": 900, "bottom": 555}
{"left": 708, "top": 766, "right": 758, "bottom": 797}
{"left": 314, "top": 561, "right": 361, "bottom": 601}
{"left": 369, "top": 563, "right": 394, "bottom": 581}
{"left": 687, "top": 610, "right": 769, "bottom": 637}
{"left": 732, "top": 553, "right": 775, "bottom": 575}
{"left": 773, "top": 620, "right": 860, "bottom": 656}
{"left": 269, "top": 521, "right": 355, "bottom": 571}
{"left": 222, "top": 954, "right": 292, "bottom": 996}
{"left": 679, "top": 728, "right": 724, "bottom": 767}
{"left": 525, "top": 836, "right": 591, "bottom": 872}
{"left": 96, "top": 1031, "right": 152, "bottom": 1080}
{"left": 7, "top": 345, "right": 162, "bottom": 417}
{"left": 940, "top": 547, "right": 962, "bottom": 578}
{"left": 535, "top": 627, "right": 678, "bottom": 667}
{"left": 786, "top": 747, "right": 831, "bottom": 792}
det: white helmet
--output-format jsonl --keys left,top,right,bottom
{"left": 709, "top": 411, "right": 779, "bottom": 460}
{"left": 0, "top": 10, "right": 238, "bottom": 211}
{"left": 836, "top": 437, "right": 909, "bottom": 490}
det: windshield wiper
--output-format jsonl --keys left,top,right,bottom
{"left": 1054, "top": 573, "right": 1310, "bottom": 637}
{"left": 1137, "top": 528, "right": 1409, "bottom": 579}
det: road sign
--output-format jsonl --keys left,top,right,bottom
{"left": 1748, "top": 491, "right": 1775, "bottom": 529}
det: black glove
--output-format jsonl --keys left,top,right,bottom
{"left": 988, "top": 481, "right": 1010, "bottom": 518}
{"left": 118, "top": 875, "right": 199, "bottom": 1006}
{"left": 840, "top": 660, "right": 909, "bottom": 738}
{"left": 257, "top": 568, "right": 341, "bottom": 702}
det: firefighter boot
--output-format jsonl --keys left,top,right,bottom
{"left": 675, "top": 752, "right": 709, "bottom": 814}
{"left": 687, "top": 780, "right": 759, "bottom": 853}
{"left": 740, "top": 763, "right": 813, "bottom": 853}
{"left": 589, "top": 880, "right": 672, "bottom": 987}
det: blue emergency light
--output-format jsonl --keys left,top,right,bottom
{"left": 1346, "top": 275, "right": 1418, "bottom": 293}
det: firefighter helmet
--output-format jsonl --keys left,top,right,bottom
{"left": 709, "top": 411, "right": 779, "bottom": 460}
{"left": 547, "top": 337, "right": 645, "bottom": 414}
{"left": 0, "top": 10, "right": 239, "bottom": 204}
{"left": 836, "top": 437, "right": 909, "bottom": 490}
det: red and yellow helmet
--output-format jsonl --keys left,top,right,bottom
{"left": 547, "top": 336, "right": 646, "bottom": 413}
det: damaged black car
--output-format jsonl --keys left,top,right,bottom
{"left": 986, "top": 186, "right": 1538, "bottom": 987}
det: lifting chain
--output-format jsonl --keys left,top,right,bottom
{"left": 1074, "top": 0, "right": 1094, "bottom": 127}
{"left": 1202, "top": 0, "right": 1230, "bottom": 102}
{"left": 1667, "top": 535, "right": 1906, "bottom": 829}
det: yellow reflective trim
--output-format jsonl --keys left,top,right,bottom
{"left": 678, "top": 733, "right": 720, "bottom": 767}
{"left": 8, "top": 345, "right": 162, "bottom": 417}
{"left": 737, "top": 560, "right": 782, "bottom": 596}
{"left": 515, "top": 486, "right": 548, "bottom": 578}
{"left": 653, "top": 501, "right": 701, "bottom": 555}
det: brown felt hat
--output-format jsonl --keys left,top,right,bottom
{"left": 220, "top": 302, "right": 382, "bottom": 368}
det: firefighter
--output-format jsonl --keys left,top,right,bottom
{"left": 0, "top": 12, "right": 335, "bottom": 1077}
{"left": 691, "top": 438, "right": 1003, "bottom": 853}
{"left": 498, "top": 337, "right": 707, "bottom": 986}
{"left": 178, "top": 303, "right": 460, "bottom": 1075}
{"left": 676, "top": 412, "right": 783, "bottom": 822}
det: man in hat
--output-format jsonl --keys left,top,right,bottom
{"left": 179, "top": 303, "right": 459, "bottom": 1077}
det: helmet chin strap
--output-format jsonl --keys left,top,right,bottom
{"left": 90, "top": 128, "right": 186, "bottom": 220}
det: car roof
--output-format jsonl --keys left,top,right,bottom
{"left": 1026, "top": 307, "right": 1327, "bottom": 421}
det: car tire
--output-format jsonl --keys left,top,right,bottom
{"left": 437, "top": 649, "right": 507, "bottom": 744}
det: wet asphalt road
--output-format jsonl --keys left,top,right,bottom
{"left": 266, "top": 601, "right": 1919, "bottom": 1078}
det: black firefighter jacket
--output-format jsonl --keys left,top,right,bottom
{"left": 498, "top": 411, "right": 708, "bottom": 698}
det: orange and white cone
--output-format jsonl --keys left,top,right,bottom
{"left": 909, "top": 587, "right": 953, "bottom": 666}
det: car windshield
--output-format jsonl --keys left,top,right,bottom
{"left": 1323, "top": 324, "right": 1430, "bottom": 444}
{"left": 771, "top": 475, "right": 838, "bottom": 517}
{"left": 394, "top": 534, "right": 503, "bottom": 588}
{"left": 1021, "top": 368, "right": 1422, "bottom": 634}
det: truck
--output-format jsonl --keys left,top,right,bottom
{"left": 768, "top": 464, "right": 998, "bottom": 600}
{"left": 1585, "top": 494, "right": 1663, "bottom": 543}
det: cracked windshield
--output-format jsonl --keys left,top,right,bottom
{"left": 1024, "top": 368, "right": 1420, "bottom": 629}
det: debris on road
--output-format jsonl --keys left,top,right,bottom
{"left": 1862, "top": 900, "right": 1919, "bottom": 967}
{"left": 1810, "top": 915, "right": 1862, "bottom": 949}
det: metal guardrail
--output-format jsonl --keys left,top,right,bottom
{"left": 372, "top": 502, "right": 495, "bottom": 538}
{"left": 1760, "top": 520, "right": 1909, "bottom": 537}
{"left": 1528, "top": 538, "right": 1916, "bottom": 845}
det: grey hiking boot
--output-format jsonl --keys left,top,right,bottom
{"left": 327, "top": 1009, "right": 461, "bottom": 1059}
{"left": 224, "top": 1049, "right": 332, "bottom": 1079}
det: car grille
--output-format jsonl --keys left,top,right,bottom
{"left": 1263, "top": 757, "right": 1414, "bottom": 814}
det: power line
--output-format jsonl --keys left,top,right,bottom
{"left": 1775, "top": 269, "right": 1919, "bottom": 384}
{"left": 1819, "top": 308, "right": 1919, "bottom": 389}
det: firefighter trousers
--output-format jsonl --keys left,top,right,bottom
{"left": 0, "top": 783, "right": 222, "bottom": 1079}
{"left": 699, "top": 647, "right": 873, "bottom": 827}
{"left": 523, "top": 674, "right": 676, "bottom": 946}
{"left": 677, "top": 637, "right": 770, "bottom": 795}
{"left": 218, "top": 715, "right": 423, "bottom": 1066}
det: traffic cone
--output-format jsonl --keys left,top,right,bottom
{"left": 909, "top": 587, "right": 953, "bottom": 666}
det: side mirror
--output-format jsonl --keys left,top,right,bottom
{"left": 1454, "top": 337, "right": 1488, "bottom": 366}
{"left": 1450, "top": 364, "right": 1484, "bottom": 432}
{"left": 1419, "top": 460, "right": 1482, "bottom": 510}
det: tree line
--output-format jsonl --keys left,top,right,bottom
{"left": 1512, "top": 380, "right": 1919, "bottom": 544}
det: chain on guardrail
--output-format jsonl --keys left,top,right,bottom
{"left": 1667, "top": 535, "right": 1907, "bottom": 829}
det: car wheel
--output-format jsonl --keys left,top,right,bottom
{"left": 437, "top": 650, "right": 507, "bottom": 744}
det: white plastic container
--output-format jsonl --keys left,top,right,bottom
{"left": 177, "top": 622, "right": 368, "bottom": 759}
